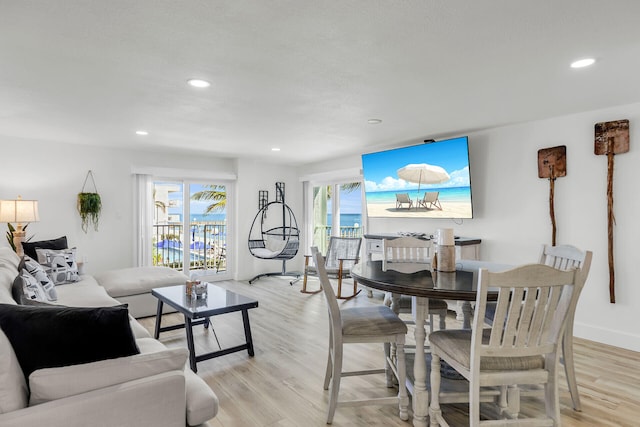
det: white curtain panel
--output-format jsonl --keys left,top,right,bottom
{"left": 133, "top": 174, "right": 153, "bottom": 267}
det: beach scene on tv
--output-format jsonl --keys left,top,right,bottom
{"left": 361, "top": 137, "right": 473, "bottom": 219}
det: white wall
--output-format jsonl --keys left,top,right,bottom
{"left": 235, "top": 158, "right": 303, "bottom": 281}
{"left": 299, "top": 102, "right": 640, "bottom": 352}
{"left": 0, "top": 138, "right": 301, "bottom": 282}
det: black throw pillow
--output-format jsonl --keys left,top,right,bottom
{"left": 0, "top": 303, "right": 139, "bottom": 379}
{"left": 21, "top": 236, "right": 68, "bottom": 260}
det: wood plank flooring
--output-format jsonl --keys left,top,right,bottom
{"left": 138, "top": 277, "right": 640, "bottom": 427}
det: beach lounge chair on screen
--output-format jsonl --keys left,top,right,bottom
{"left": 396, "top": 193, "right": 413, "bottom": 209}
{"left": 418, "top": 191, "right": 442, "bottom": 210}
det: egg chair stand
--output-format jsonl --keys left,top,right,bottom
{"left": 248, "top": 184, "right": 301, "bottom": 284}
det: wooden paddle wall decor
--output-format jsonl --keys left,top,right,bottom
{"left": 595, "top": 119, "right": 629, "bottom": 304}
{"left": 538, "top": 145, "right": 566, "bottom": 246}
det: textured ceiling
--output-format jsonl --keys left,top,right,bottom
{"left": 2, "top": 1, "right": 640, "bottom": 165}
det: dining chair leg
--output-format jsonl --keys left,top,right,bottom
{"left": 397, "top": 339, "right": 409, "bottom": 421}
{"left": 545, "top": 352, "right": 562, "bottom": 423}
{"left": 326, "top": 341, "right": 342, "bottom": 424}
{"left": 324, "top": 330, "right": 334, "bottom": 390}
{"left": 562, "top": 328, "right": 582, "bottom": 410}
{"left": 429, "top": 352, "right": 442, "bottom": 427}
{"left": 469, "top": 377, "right": 481, "bottom": 427}
{"left": 384, "top": 342, "right": 394, "bottom": 387}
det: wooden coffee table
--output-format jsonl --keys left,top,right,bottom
{"left": 152, "top": 283, "right": 259, "bottom": 372}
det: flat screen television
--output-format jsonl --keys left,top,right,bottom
{"left": 361, "top": 136, "right": 473, "bottom": 219}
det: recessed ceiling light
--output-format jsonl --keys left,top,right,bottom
{"left": 271, "top": 147, "right": 281, "bottom": 152}
{"left": 570, "top": 58, "right": 596, "bottom": 68}
{"left": 135, "top": 130, "right": 149, "bottom": 136}
{"left": 187, "top": 78, "right": 211, "bottom": 88}
{"left": 368, "top": 119, "right": 382, "bottom": 124}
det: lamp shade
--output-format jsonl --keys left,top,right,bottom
{"left": 0, "top": 198, "right": 40, "bottom": 223}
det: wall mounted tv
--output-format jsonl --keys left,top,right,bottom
{"left": 361, "top": 136, "right": 473, "bottom": 219}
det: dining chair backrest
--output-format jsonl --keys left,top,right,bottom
{"left": 324, "top": 237, "right": 362, "bottom": 270}
{"left": 473, "top": 264, "right": 578, "bottom": 360}
{"left": 382, "top": 236, "right": 432, "bottom": 272}
{"left": 312, "top": 246, "right": 341, "bottom": 335}
{"left": 538, "top": 244, "right": 592, "bottom": 290}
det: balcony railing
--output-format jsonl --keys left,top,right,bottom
{"left": 153, "top": 222, "right": 226, "bottom": 272}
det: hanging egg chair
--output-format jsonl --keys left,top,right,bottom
{"left": 248, "top": 200, "right": 300, "bottom": 284}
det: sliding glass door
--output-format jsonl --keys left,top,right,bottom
{"left": 152, "top": 181, "right": 228, "bottom": 278}
{"left": 310, "top": 180, "right": 363, "bottom": 254}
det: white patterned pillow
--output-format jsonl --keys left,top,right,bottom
{"left": 35, "top": 248, "right": 79, "bottom": 285}
{"left": 19, "top": 258, "right": 58, "bottom": 301}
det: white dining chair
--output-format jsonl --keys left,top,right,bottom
{"left": 312, "top": 247, "right": 409, "bottom": 424}
{"left": 460, "top": 246, "right": 592, "bottom": 412}
{"left": 381, "top": 236, "right": 448, "bottom": 332}
{"left": 429, "top": 264, "right": 580, "bottom": 426}
{"left": 537, "top": 244, "right": 592, "bottom": 411}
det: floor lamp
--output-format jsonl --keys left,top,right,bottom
{"left": 0, "top": 196, "right": 40, "bottom": 258}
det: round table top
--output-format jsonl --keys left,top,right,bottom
{"left": 351, "top": 260, "right": 497, "bottom": 301}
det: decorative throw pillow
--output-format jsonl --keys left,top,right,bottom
{"left": 0, "top": 303, "right": 140, "bottom": 379}
{"left": 18, "top": 257, "right": 57, "bottom": 301}
{"left": 35, "top": 247, "right": 79, "bottom": 285}
{"left": 21, "top": 236, "right": 68, "bottom": 261}
{"left": 12, "top": 269, "right": 50, "bottom": 304}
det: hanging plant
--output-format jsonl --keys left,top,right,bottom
{"left": 78, "top": 170, "right": 102, "bottom": 233}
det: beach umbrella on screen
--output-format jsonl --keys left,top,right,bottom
{"left": 397, "top": 163, "right": 450, "bottom": 207}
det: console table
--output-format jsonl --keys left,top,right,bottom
{"left": 363, "top": 233, "right": 481, "bottom": 262}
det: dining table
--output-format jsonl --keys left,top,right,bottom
{"left": 351, "top": 260, "right": 499, "bottom": 427}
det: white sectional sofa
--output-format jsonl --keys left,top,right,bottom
{"left": 0, "top": 248, "right": 219, "bottom": 427}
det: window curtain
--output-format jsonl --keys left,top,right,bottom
{"left": 133, "top": 174, "right": 153, "bottom": 267}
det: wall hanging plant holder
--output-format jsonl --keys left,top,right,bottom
{"left": 538, "top": 145, "right": 567, "bottom": 246}
{"left": 594, "top": 119, "right": 629, "bottom": 304}
{"left": 78, "top": 170, "right": 102, "bottom": 233}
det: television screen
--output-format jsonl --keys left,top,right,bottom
{"left": 361, "top": 136, "right": 473, "bottom": 219}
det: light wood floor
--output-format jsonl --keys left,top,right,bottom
{"left": 138, "top": 277, "right": 640, "bottom": 427}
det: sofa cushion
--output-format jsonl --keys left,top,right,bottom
{"left": 29, "top": 347, "right": 189, "bottom": 405}
{"left": 19, "top": 257, "right": 57, "bottom": 301}
{"left": 51, "top": 276, "right": 121, "bottom": 308}
{"left": 21, "top": 236, "right": 68, "bottom": 260}
{"left": 0, "top": 303, "right": 139, "bottom": 378}
{"left": 35, "top": 247, "right": 80, "bottom": 285}
{"left": 0, "top": 329, "right": 28, "bottom": 414}
{"left": 94, "top": 266, "right": 188, "bottom": 298}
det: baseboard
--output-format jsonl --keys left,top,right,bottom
{"left": 574, "top": 322, "right": 640, "bottom": 352}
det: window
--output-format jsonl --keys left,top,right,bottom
{"left": 152, "top": 182, "right": 228, "bottom": 278}
{"left": 134, "top": 169, "right": 235, "bottom": 280}
{"left": 307, "top": 180, "right": 363, "bottom": 254}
